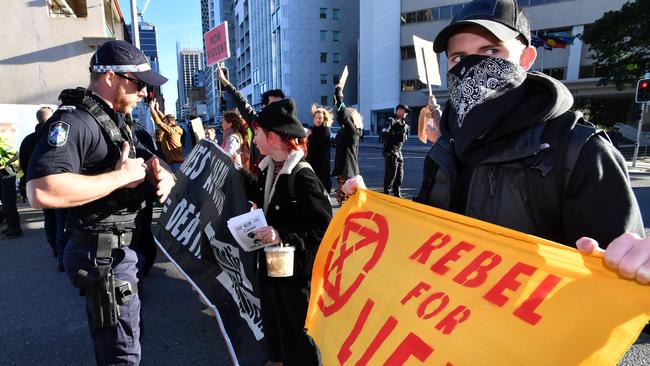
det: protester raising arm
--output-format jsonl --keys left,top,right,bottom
{"left": 217, "top": 67, "right": 257, "bottom": 124}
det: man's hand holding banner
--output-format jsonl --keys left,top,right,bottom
{"left": 306, "top": 190, "right": 650, "bottom": 365}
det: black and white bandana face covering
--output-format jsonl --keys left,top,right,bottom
{"left": 446, "top": 54, "right": 527, "bottom": 159}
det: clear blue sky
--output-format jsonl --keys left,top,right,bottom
{"left": 118, "top": 0, "right": 203, "bottom": 116}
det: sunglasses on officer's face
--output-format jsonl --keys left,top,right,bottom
{"left": 115, "top": 73, "right": 147, "bottom": 91}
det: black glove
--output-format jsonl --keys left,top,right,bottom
{"left": 333, "top": 86, "right": 343, "bottom": 105}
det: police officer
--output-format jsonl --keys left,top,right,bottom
{"left": 26, "top": 40, "right": 175, "bottom": 365}
{"left": 382, "top": 104, "right": 411, "bottom": 197}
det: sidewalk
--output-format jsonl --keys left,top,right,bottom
{"left": 0, "top": 205, "right": 226, "bottom": 366}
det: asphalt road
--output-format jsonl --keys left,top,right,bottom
{"left": 0, "top": 137, "right": 648, "bottom": 365}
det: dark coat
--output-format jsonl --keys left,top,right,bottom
{"left": 417, "top": 72, "right": 644, "bottom": 247}
{"left": 307, "top": 125, "right": 332, "bottom": 193}
{"left": 241, "top": 151, "right": 332, "bottom": 365}
{"left": 331, "top": 107, "right": 360, "bottom": 178}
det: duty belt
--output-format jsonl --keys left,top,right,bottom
{"left": 70, "top": 229, "right": 134, "bottom": 249}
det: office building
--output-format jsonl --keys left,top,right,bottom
{"left": 177, "top": 45, "right": 204, "bottom": 119}
{"left": 219, "top": 0, "right": 360, "bottom": 124}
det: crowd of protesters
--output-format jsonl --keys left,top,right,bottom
{"left": 5, "top": 1, "right": 650, "bottom": 365}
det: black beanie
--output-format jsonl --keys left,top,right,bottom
{"left": 255, "top": 98, "right": 307, "bottom": 138}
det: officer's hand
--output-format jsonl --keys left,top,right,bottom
{"left": 576, "top": 233, "right": 650, "bottom": 285}
{"left": 115, "top": 141, "right": 146, "bottom": 188}
{"left": 341, "top": 175, "right": 366, "bottom": 195}
{"left": 149, "top": 157, "right": 175, "bottom": 203}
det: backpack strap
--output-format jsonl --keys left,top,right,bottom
{"left": 525, "top": 112, "right": 599, "bottom": 243}
{"left": 562, "top": 123, "right": 599, "bottom": 188}
{"left": 287, "top": 161, "right": 314, "bottom": 202}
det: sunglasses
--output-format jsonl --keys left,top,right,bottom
{"left": 115, "top": 73, "right": 147, "bottom": 91}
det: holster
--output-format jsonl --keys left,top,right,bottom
{"left": 73, "top": 228, "right": 138, "bottom": 328}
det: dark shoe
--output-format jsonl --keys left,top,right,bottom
{"left": 1, "top": 228, "right": 9, "bottom": 234}
{"left": 4, "top": 228, "right": 23, "bottom": 238}
{"left": 57, "top": 263, "right": 65, "bottom": 272}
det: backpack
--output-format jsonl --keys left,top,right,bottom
{"left": 287, "top": 161, "right": 314, "bottom": 203}
{"left": 524, "top": 112, "right": 610, "bottom": 242}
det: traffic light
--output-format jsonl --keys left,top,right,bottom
{"left": 636, "top": 78, "right": 650, "bottom": 103}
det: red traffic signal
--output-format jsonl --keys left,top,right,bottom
{"left": 637, "top": 78, "right": 650, "bottom": 103}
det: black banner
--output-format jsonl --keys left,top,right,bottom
{"left": 155, "top": 139, "right": 267, "bottom": 365}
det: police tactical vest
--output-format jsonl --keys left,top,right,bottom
{"left": 57, "top": 88, "right": 148, "bottom": 231}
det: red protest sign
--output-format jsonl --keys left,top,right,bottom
{"left": 204, "top": 21, "right": 230, "bottom": 66}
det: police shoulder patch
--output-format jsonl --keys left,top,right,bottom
{"left": 48, "top": 121, "right": 71, "bottom": 147}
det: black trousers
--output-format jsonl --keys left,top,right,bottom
{"left": 1, "top": 175, "right": 20, "bottom": 230}
{"left": 383, "top": 154, "right": 404, "bottom": 197}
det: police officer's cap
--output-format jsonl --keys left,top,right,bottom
{"left": 90, "top": 40, "right": 168, "bottom": 86}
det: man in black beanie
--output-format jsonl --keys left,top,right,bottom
{"left": 343, "top": 0, "right": 650, "bottom": 287}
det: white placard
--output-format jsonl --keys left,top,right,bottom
{"left": 227, "top": 209, "right": 272, "bottom": 252}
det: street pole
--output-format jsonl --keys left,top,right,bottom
{"left": 130, "top": 0, "right": 140, "bottom": 49}
{"left": 633, "top": 72, "right": 650, "bottom": 167}
{"left": 633, "top": 103, "right": 646, "bottom": 167}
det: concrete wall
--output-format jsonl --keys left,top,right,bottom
{"left": 0, "top": 0, "right": 126, "bottom": 106}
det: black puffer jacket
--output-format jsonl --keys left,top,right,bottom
{"left": 416, "top": 72, "right": 644, "bottom": 247}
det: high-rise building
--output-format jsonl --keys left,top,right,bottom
{"left": 360, "top": 0, "right": 639, "bottom": 135}
{"left": 218, "top": 0, "right": 360, "bottom": 124}
{"left": 128, "top": 21, "right": 160, "bottom": 74}
{"left": 201, "top": 0, "right": 217, "bottom": 123}
{"left": 176, "top": 44, "right": 204, "bottom": 119}
{"left": 127, "top": 21, "right": 163, "bottom": 130}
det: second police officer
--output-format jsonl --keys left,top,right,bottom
{"left": 26, "top": 40, "right": 175, "bottom": 365}
{"left": 382, "top": 104, "right": 411, "bottom": 198}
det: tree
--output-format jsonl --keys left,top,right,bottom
{"left": 581, "top": 0, "right": 650, "bottom": 90}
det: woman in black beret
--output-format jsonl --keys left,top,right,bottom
{"left": 239, "top": 98, "right": 332, "bottom": 366}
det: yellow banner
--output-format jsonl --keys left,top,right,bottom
{"left": 306, "top": 190, "right": 650, "bottom": 366}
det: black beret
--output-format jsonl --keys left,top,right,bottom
{"left": 255, "top": 98, "right": 306, "bottom": 138}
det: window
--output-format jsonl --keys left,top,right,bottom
{"left": 320, "top": 74, "right": 327, "bottom": 85}
{"left": 333, "top": 74, "right": 340, "bottom": 85}
{"left": 320, "top": 30, "right": 327, "bottom": 41}
{"left": 321, "top": 96, "right": 328, "bottom": 105}
{"left": 320, "top": 52, "right": 327, "bottom": 63}
{"left": 332, "top": 31, "right": 340, "bottom": 42}
{"left": 542, "top": 67, "right": 566, "bottom": 80}
{"left": 332, "top": 8, "right": 340, "bottom": 20}
{"left": 416, "top": 9, "right": 432, "bottom": 22}
{"left": 401, "top": 46, "right": 415, "bottom": 60}
{"left": 49, "top": 0, "right": 88, "bottom": 17}
{"left": 401, "top": 79, "right": 426, "bottom": 92}
{"left": 333, "top": 52, "right": 340, "bottom": 63}
{"left": 320, "top": 8, "right": 327, "bottom": 19}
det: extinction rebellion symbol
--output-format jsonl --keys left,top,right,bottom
{"left": 318, "top": 211, "right": 389, "bottom": 316}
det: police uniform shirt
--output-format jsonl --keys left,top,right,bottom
{"left": 27, "top": 95, "right": 153, "bottom": 182}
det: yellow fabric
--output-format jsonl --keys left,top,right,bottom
{"left": 151, "top": 110, "right": 184, "bottom": 163}
{"left": 306, "top": 190, "right": 650, "bottom": 366}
